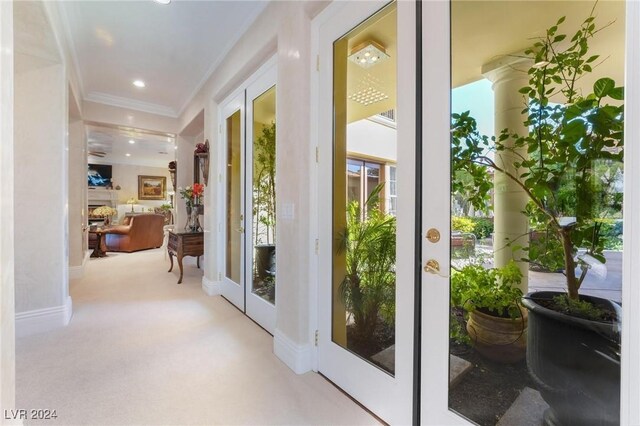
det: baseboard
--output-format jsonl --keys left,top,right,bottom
{"left": 201, "top": 276, "right": 221, "bottom": 296}
{"left": 69, "top": 251, "right": 91, "bottom": 280}
{"left": 16, "top": 296, "right": 73, "bottom": 337}
{"left": 273, "top": 329, "right": 312, "bottom": 374}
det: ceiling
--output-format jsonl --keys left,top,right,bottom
{"left": 452, "top": 1, "right": 625, "bottom": 91}
{"left": 59, "top": 0, "right": 269, "bottom": 118}
{"left": 87, "top": 124, "right": 176, "bottom": 168}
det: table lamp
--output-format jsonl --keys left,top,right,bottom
{"left": 127, "top": 198, "right": 137, "bottom": 213}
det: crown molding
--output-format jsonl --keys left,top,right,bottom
{"left": 85, "top": 92, "right": 178, "bottom": 118}
{"left": 52, "top": 1, "right": 85, "bottom": 101}
{"left": 176, "top": 1, "right": 270, "bottom": 118}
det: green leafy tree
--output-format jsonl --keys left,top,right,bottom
{"left": 452, "top": 11, "right": 624, "bottom": 300}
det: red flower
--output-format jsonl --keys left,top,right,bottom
{"left": 192, "top": 183, "right": 204, "bottom": 198}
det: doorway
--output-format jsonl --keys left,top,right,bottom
{"left": 219, "top": 59, "right": 277, "bottom": 334}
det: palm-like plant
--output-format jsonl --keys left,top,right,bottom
{"left": 338, "top": 184, "right": 396, "bottom": 342}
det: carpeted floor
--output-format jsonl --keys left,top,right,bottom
{"left": 16, "top": 249, "right": 378, "bottom": 425}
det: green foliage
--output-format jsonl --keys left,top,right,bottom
{"left": 338, "top": 184, "right": 396, "bottom": 341}
{"left": 253, "top": 122, "right": 276, "bottom": 245}
{"left": 452, "top": 216, "right": 475, "bottom": 234}
{"left": 551, "top": 294, "right": 605, "bottom": 321}
{"left": 451, "top": 11, "right": 624, "bottom": 300}
{"left": 451, "top": 261, "right": 524, "bottom": 319}
{"left": 471, "top": 217, "right": 494, "bottom": 239}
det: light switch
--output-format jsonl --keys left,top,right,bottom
{"left": 282, "top": 202, "right": 295, "bottom": 220}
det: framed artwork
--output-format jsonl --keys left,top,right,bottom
{"left": 138, "top": 175, "right": 166, "bottom": 200}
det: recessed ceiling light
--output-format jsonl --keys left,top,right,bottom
{"left": 133, "top": 80, "right": 146, "bottom": 88}
{"left": 174, "top": 146, "right": 178, "bottom": 150}
{"left": 129, "top": 139, "right": 135, "bottom": 144}
{"left": 154, "top": 0, "right": 171, "bottom": 4}
{"left": 126, "top": 153, "right": 131, "bottom": 157}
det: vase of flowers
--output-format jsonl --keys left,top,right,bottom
{"left": 179, "top": 183, "right": 205, "bottom": 232}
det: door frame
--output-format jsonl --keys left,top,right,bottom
{"left": 244, "top": 60, "right": 277, "bottom": 334}
{"left": 310, "top": 1, "right": 417, "bottom": 424}
{"left": 418, "top": 1, "right": 640, "bottom": 424}
{"left": 218, "top": 91, "right": 246, "bottom": 311}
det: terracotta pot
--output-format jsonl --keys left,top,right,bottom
{"left": 466, "top": 308, "right": 527, "bottom": 363}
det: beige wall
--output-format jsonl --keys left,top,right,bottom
{"left": 14, "top": 62, "right": 68, "bottom": 315}
{"left": 0, "top": 0, "right": 15, "bottom": 416}
{"left": 178, "top": 1, "right": 328, "bottom": 357}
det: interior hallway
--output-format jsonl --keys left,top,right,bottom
{"left": 15, "top": 249, "right": 378, "bottom": 425}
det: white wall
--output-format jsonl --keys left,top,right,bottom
{"left": 347, "top": 119, "right": 397, "bottom": 163}
{"left": 82, "top": 100, "right": 179, "bottom": 135}
{"left": 0, "top": 0, "right": 15, "bottom": 416}
{"left": 178, "top": 1, "right": 329, "bottom": 372}
{"left": 68, "top": 118, "right": 86, "bottom": 272}
{"left": 14, "top": 62, "right": 70, "bottom": 330}
{"left": 111, "top": 164, "right": 171, "bottom": 206}
{"left": 175, "top": 135, "right": 196, "bottom": 229}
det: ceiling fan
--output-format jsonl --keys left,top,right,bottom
{"left": 88, "top": 151, "right": 106, "bottom": 158}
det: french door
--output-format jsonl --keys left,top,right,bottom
{"left": 315, "top": 1, "right": 416, "bottom": 424}
{"left": 220, "top": 59, "right": 277, "bottom": 334}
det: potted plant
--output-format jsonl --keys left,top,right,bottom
{"left": 451, "top": 260, "right": 526, "bottom": 363}
{"left": 253, "top": 122, "right": 277, "bottom": 287}
{"left": 452, "top": 11, "right": 623, "bottom": 425}
{"left": 338, "top": 184, "right": 396, "bottom": 353}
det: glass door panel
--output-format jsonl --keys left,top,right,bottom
{"left": 220, "top": 93, "right": 246, "bottom": 311}
{"left": 317, "top": 1, "right": 415, "bottom": 423}
{"left": 442, "top": 2, "right": 626, "bottom": 425}
{"left": 244, "top": 60, "right": 277, "bottom": 334}
{"left": 250, "top": 85, "right": 276, "bottom": 305}
{"left": 225, "top": 110, "right": 242, "bottom": 285}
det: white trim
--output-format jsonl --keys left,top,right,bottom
{"left": 50, "top": 1, "right": 85, "bottom": 101}
{"left": 15, "top": 296, "right": 72, "bottom": 338}
{"left": 69, "top": 250, "right": 90, "bottom": 280}
{"left": 201, "top": 276, "right": 221, "bottom": 296}
{"left": 84, "top": 92, "right": 178, "bottom": 118}
{"left": 621, "top": 1, "right": 640, "bottom": 424}
{"left": 273, "top": 329, "right": 312, "bottom": 375}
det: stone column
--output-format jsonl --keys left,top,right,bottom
{"left": 482, "top": 56, "right": 531, "bottom": 292}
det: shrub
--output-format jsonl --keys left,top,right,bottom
{"left": 452, "top": 216, "right": 475, "bottom": 234}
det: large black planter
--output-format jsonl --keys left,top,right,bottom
{"left": 522, "top": 291, "right": 621, "bottom": 426}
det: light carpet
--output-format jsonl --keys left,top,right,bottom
{"left": 16, "top": 249, "right": 378, "bottom": 425}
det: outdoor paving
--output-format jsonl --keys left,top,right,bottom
{"left": 496, "top": 387, "right": 548, "bottom": 426}
{"left": 472, "top": 245, "right": 622, "bottom": 303}
{"left": 528, "top": 251, "right": 622, "bottom": 303}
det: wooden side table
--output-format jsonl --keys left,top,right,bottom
{"left": 167, "top": 231, "right": 204, "bottom": 284}
{"left": 89, "top": 228, "right": 110, "bottom": 258}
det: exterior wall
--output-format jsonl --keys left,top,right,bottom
{"left": 178, "top": 1, "right": 329, "bottom": 370}
{"left": 0, "top": 0, "right": 15, "bottom": 416}
{"left": 347, "top": 119, "right": 397, "bottom": 163}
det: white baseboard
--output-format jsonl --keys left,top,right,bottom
{"left": 274, "top": 329, "right": 312, "bottom": 374}
{"left": 16, "top": 296, "right": 73, "bottom": 337}
{"left": 201, "top": 276, "right": 221, "bottom": 296}
{"left": 69, "top": 251, "right": 91, "bottom": 280}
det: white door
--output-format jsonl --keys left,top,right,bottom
{"left": 245, "top": 63, "right": 277, "bottom": 334}
{"left": 219, "top": 93, "right": 246, "bottom": 311}
{"left": 314, "top": 1, "right": 416, "bottom": 423}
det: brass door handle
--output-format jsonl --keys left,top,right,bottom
{"left": 424, "top": 259, "right": 440, "bottom": 274}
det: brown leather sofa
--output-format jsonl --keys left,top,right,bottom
{"left": 105, "top": 214, "right": 165, "bottom": 252}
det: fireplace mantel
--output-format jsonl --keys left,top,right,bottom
{"left": 88, "top": 188, "right": 118, "bottom": 207}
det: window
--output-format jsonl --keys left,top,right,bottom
{"left": 346, "top": 159, "right": 382, "bottom": 218}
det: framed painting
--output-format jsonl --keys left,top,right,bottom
{"left": 138, "top": 175, "right": 166, "bottom": 200}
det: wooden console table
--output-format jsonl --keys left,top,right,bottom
{"left": 167, "top": 231, "right": 204, "bottom": 284}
